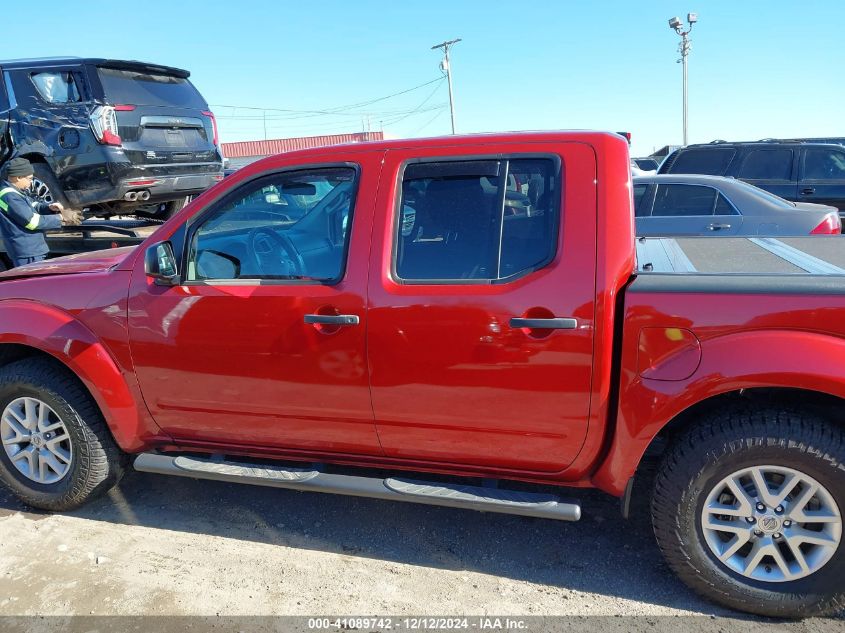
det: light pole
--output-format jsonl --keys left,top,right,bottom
{"left": 669, "top": 13, "right": 697, "bottom": 146}
{"left": 431, "top": 38, "right": 461, "bottom": 134}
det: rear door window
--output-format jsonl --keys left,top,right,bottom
{"left": 802, "top": 148, "right": 845, "bottom": 181}
{"left": 715, "top": 193, "right": 740, "bottom": 215}
{"left": 669, "top": 148, "right": 735, "bottom": 175}
{"left": 395, "top": 157, "right": 559, "bottom": 282}
{"left": 652, "top": 184, "right": 718, "bottom": 216}
{"left": 738, "top": 149, "right": 793, "bottom": 180}
{"left": 30, "top": 71, "right": 83, "bottom": 104}
{"left": 97, "top": 67, "right": 206, "bottom": 108}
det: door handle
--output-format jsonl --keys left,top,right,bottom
{"left": 801, "top": 187, "right": 816, "bottom": 195}
{"left": 304, "top": 314, "right": 359, "bottom": 326}
{"left": 707, "top": 223, "right": 731, "bottom": 231}
{"left": 509, "top": 317, "right": 578, "bottom": 330}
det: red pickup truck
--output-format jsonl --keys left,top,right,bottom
{"left": 0, "top": 132, "right": 842, "bottom": 617}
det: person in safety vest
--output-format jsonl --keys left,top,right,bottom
{"left": 0, "top": 158, "right": 81, "bottom": 267}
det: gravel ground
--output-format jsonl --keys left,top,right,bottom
{"left": 0, "top": 467, "right": 842, "bottom": 632}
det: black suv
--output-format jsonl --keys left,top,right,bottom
{"left": 659, "top": 140, "right": 845, "bottom": 221}
{"left": 0, "top": 57, "right": 223, "bottom": 219}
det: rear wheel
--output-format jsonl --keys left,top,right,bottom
{"left": 29, "top": 163, "right": 74, "bottom": 212}
{"left": 651, "top": 408, "right": 845, "bottom": 617}
{"left": 0, "top": 358, "right": 126, "bottom": 511}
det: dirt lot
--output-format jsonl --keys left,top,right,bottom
{"left": 0, "top": 467, "right": 842, "bottom": 632}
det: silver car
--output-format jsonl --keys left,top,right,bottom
{"left": 634, "top": 174, "right": 841, "bottom": 236}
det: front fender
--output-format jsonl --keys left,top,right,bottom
{"left": 593, "top": 329, "right": 845, "bottom": 495}
{"left": 0, "top": 299, "right": 153, "bottom": 451}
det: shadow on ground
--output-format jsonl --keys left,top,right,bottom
{"left": 0, "top": 465, "right": 746, "bottom": 615}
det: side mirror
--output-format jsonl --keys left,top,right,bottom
{"left": 144, "top": 241, "right": 179, "bottom": 286}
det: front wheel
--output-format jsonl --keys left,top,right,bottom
{"left": 0, "top": 358, "right": 126, "bottom": 511}
{"left": 652, "top": 408, "right": 845, "bottom": 617}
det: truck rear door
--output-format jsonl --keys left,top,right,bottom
{"left": 366, "top": 141, "right": 597, "bottom": 472}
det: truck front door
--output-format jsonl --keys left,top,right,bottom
{"left": 127, "top": 151, "right": 384, "bottom": 454}
{"left": 367, "top": 142, "right": 597, "bottom": 472}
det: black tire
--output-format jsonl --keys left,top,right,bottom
{"left": 134, "top": 196, "right": 189, "bottom": 220}
{"left": 0, "top": 357, "right": 126, "bottom": 511}
{"left": 652, "top": 407, "right": 845, "bottom": 617}
{"left": 29, "top": 162, "right": 73, "bottom": 211}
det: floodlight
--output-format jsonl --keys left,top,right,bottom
{"left": 687, "top": 12, "right": 698, "bottom": 24}
{"left": 669, "top": 16, "right": 682, "bottom": 29}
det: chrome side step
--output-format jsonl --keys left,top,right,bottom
{"left": 133, "top": 453, "right": 581, "bottom": 521}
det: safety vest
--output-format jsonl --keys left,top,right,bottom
{"left": 0, "top": 187, "right": 40, "bottom": 229}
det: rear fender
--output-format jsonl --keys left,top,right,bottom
{"left": 592, "top": 329, "right": 845, "bottom": 495}
{"left": 0, "top": 299, "right": 148, "bottom": 451}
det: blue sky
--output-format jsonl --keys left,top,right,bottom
{"left": 4, "top": 1, "right": 842, "bottom": 156}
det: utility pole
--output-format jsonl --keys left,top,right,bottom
{"left": 431, "top": 38, "right": 461, "bottom": 134}
{"left": 668, "top": 13, "right": 697, "bottom": 146}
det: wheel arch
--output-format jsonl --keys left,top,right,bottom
{"left": 648, "top": 386, "right": 845, "bottom": 457}
{"left": 593, "top": 329, "right": 845, "bottom": 496}
{"left": 19, "top": 152, "right": 48, "bottom": 165}
{"left": 0, "top": 301, "right": 150, "bottom": 451}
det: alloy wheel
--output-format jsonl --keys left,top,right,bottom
{"left": 701, "top": 465, "right": 841, "bottom": 582}
{"left": 1, "top": 397, "right": 73, "bottom": 484}
{"left": 29, "top": 178, "right": 55, "bottom": 205}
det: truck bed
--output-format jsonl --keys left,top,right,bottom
{"left": 636, "top": 236, "right": 845, "bottom": 275}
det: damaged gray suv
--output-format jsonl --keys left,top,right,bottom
{"left": 0, "top": 57, "right": 224, "bottom": 219}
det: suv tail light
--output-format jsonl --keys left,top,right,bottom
{"left": 202, "top": 110, "right": 219, "bottom": 147}
{"left": 810, "top": 212, "right": 842, "bottom": 235}
{"left": 90, "top": 105, "right": 121, "bottom": 146}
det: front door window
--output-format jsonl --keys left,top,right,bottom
{"left": 187, "top": 167, "right": 356, "bottom": 283}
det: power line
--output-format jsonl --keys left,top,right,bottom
{"left": 215, "top": 101, "right": 446, "bottom": 121}
{"left": 251, "top": 104, "right": 446, "bottom": 133}
{"left": 210, "top": 77, "right": 444, "bottom": 118}
{"left": 411, "top": 109, "right": 447, "bottom": 135}
{"left": 379, "top": 80, "right": 445, "bottom": 128}
{"left": 216, "top": 77, "right": 449, "bottom": 142}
